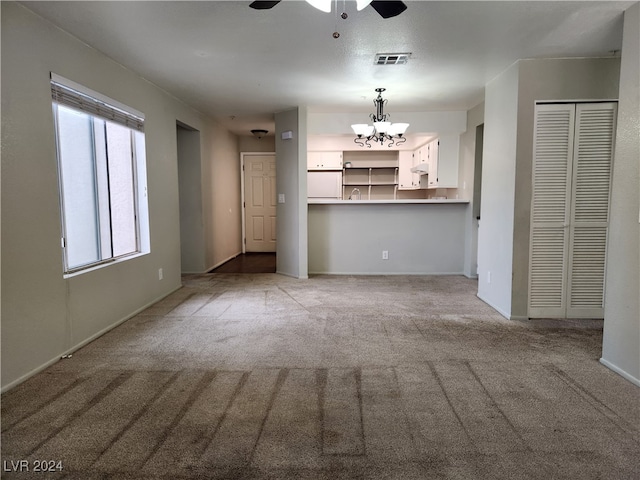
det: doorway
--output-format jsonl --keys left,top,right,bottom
{"left": 176, "top": 122, "right": 205, "bottom": 273}
{"left": 241, "top": 153, "right": 276, "bottom": 253}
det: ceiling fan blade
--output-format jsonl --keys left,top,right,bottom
{"left": 369, "top": 1, "right": 407, "bottom": 19}
{"left": 249, "top": 1, "right": 281, "bottom": 10}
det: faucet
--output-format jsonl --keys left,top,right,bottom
{"left": 349, "top": 188, "right": 361, "bottom": 200}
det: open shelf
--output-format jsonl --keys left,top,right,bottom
{"left": 342, "top": 166, "right": 399, "bottom": 200}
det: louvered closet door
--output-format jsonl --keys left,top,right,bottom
{"left": 529, "top": 102, "right": 617, "bottom": 318}
{"left": 529, "top": 104, "right": 575, "bottom": 318}
{"left": 566, "top": 103, "right": 617, "bottom": 318}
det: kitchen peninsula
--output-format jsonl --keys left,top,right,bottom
{"left": 307, "top": 136, "right": 470, "bottom": 275}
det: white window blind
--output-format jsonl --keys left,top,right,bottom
{"left": 50, "top": 74, "right": 144, "bottom": 132}
{"left": 51, "top": 74, "right": 149, "bottom": 275}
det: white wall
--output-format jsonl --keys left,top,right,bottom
{"left": 511, "top": 58, "right": 621, "bottom": 319}
{"left": 177, "top": 126, "right": 205, "bottom": 273}
{"left": 275, "top": 108, "right": 308, "bottom": 278}
{"left": 239, "top": 135, "right": 276, "bottom": 153}
{"left": 476, "top": 63, "right": 519, "bottom": 318}
{"left": 308, "top": 111, "right": 466, "bottom": 136}
{"left": 478, "top": 57, "right": 622, "bottom": 320}
{"left": 602, "top": 2, "right": 640, "bottom": 386}
{"left": 308, "top": 204, "right": 467, "bottom": 274}
{"left": 202, "top": 123, "right": 242, "bottom": 271}
{"left": 307, "top": 135, "right": 435, "bottom": 152}
{"left": 0, "top": 2, "right": 239, "bottom": 389}
{"left": 460, "top": 102, "right": 485, "bottom": 278}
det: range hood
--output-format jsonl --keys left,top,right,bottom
{"left": 410, "top": 163, "right": 429, "bottom": 175}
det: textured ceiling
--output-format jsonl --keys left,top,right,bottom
{"left": 22, "top": 1, "right": 630, "bottom": 136}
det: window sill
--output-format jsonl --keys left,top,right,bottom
{"left": 63, "top": 251, "right": 149, "bottom": 279}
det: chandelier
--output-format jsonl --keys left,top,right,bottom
{"left": 351, "top": 88, "right": 409, "bottom": 148}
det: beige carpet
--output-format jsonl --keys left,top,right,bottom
{"left": 2, "top": 274, "right": 638, "bottom": 479}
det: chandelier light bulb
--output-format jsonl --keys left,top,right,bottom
{"left": 356, "top": 0, "right": 373, "bottom": 11}
{"left": 305, "top": 0, "right": 332, "bottom": 13}
{"left": 353, "top": 89, "right": 409, "bottom": 148}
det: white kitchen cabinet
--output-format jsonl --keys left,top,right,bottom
{"left": 426, "top": 135, "right": 459, "bottom": 189}
{"left": 307, "top": 151, "right": 343, "bottom": 170}
{"left": 426, "top": 140, "right": 439, "bottom": 188}
{"left": 398, "top": 151, "right": 421, "bottom": 190}
{"left": 308, "top": 171, "right": 342, "bottom": 198}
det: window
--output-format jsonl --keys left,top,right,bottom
{"left": 51, "top": 74, "right": 149, "bottom": 275}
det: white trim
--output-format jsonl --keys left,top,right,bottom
{"left": 599, "top": 358, "right": 640, "bottom": 387}
{"left": 477, "top": 292, "right": 511, "bottom": 320}
{"left": 182, "top": 252, "right": 243, "bottom": 274}
{"left": 535, "top": 99, "right": 618, "bottom": 105}
{"left": 62, "top": 251, "right": 149, "bottom": 279}
{"left": 50, "top": 72, "right": 145, "bottom": 118}
{"left": 277, "top": 270, "right": 308, "bottom": 280}
{"left": 0, "top": 285, "right": 182, "bottom": 393}
{"left": 308, "top": 271, "right": 465, "bottom": 276}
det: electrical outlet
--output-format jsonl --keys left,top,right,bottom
{"left": 382, "top": 250, "right": 389, "bottom": 260}
{"left": 158, "top": 268, "right": 163, "bottom": 280}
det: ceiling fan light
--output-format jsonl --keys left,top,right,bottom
{"left": 356, "top": 0, "right": 373, "bottom": 11}
{"left": 305, "top": 0, "right": 332, "bottom": 13}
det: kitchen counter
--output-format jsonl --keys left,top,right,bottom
{"left": 308, "top": 201, "right": 469, "bottom": 275}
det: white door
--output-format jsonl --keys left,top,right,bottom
{"left": 529, "top": 104, "right": 575, "bottom": 317}
{"left": 528, "top": 102, "right": 617, "bottom": 318}
{"left": 566, "top": 103, "right": 617, "bottom": 318}
{"left": 244, "top": 154, "right": 276, "bottom": 252}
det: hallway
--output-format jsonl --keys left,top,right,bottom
{"left": 1, "top": 274, "right": 638, "bottom": 479}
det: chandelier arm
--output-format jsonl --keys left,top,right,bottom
{"left": 396, "top": 136, "right": 407, "bottom": 146}
{"left": 354, "top": 137, "right": 365, "bottom": 147}
{"left": 364, "top": 138, "right": 372, "bottom": 148}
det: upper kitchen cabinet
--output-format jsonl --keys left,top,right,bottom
{"left": 307, "top": 151, "right": 343, "bottom": 170}
{"left": 426, "top": 141, "right": 439, "bottom": 188}
{"left": 398, "top": 151, "right": 421, "bottom": 190}
{"left": 425, "top": 135, "right": 459, "bottom": 189}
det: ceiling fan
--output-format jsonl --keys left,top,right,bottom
{"left": 249, "top": 1, "right": 408, "bottom": 19}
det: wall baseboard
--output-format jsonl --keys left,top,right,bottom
{"left": 204, "top": 252, "right": 243, "bottom": 273}
{"left": 599, "top": 358, "right": 640, "bottom": 387}
{"left": 1, "top": 285, "right": 183, "bottom": 393}
{"left": 308, "top": 271, "right": 465, "bottom": 276}
{"left": 276, "top": 270, "right": 307, "bottom": 279}
{"left": 476, "top": 292, "right": 510, "bottom": 319}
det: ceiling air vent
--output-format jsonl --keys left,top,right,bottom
{"left": 374, "top": 53, "right": 411, "bottom": 65}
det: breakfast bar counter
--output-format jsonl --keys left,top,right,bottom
{"left": 308, "top": 200, "right": 470, "bottom": 275}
